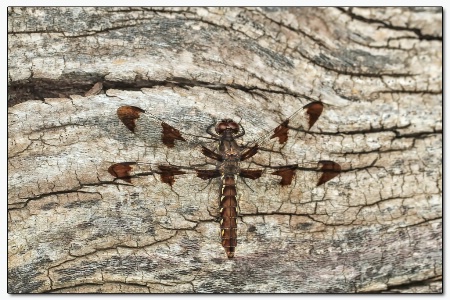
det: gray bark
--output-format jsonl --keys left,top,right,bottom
{"left": 8, "top": 7, "right": 442, "bottom": 293}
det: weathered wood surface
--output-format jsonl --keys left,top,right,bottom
{"left": 8, "top": 7, "right": 442, "bottom": 293}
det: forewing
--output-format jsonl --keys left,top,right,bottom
{"left": 116, "top": 105, "right": 191, "bottom": 148}
{"left": 241, "top": 101, "right": 324, "bottom": 160}
{"left": 239, "top": 101, "right": 341, "bottom": 185}
{"left": 113, "top": 105, "right": 219, "bottom": 166}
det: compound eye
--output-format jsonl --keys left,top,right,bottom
{"left": 215, "top": 122, "right": 228, "bottom": 134}
{"left": 229, "top": 122, "right": 239, "bottom": 134}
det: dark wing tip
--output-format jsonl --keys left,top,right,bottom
{"left": 303, "top": 101, "right": 324, "bottom": 129}
{"left": 108, "top": 162, "right": 136, "bottom": 183}
{"left": 117, "top": 106, "right": 146, "bottom": 132}
{"left": 317, "top": 161, "right": 341, "bottom": 186}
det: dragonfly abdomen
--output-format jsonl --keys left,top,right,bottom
{"left": 219, "top": 175, "right": 238, "bottom": 258}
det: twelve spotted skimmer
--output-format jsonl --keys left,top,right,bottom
{"left": 108, "top": 101, "right": 341, "bottom": 258}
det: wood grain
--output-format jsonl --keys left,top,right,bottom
{"left": 8, "top": 7, "right": 442, "bottom": 293}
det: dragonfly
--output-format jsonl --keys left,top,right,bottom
{"left": 108, "top": 101, "right": 341, "bottom": 258}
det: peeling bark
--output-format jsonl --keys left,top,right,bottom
{"left": 8, "top": 7, "right": 442, "bottom": 293}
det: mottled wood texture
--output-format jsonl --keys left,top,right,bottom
{"left": 8, "top": 7, "right": 442, "bottom": 293}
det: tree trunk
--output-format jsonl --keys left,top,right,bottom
{"left": 8, "top": 7, "right": 442, "bottom": 293}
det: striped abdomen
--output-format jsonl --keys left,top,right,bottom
{"left": 220, "top": 176, "right": 238, "bottom": 258}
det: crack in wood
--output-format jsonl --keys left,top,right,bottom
{"left": 337, "top": 7, "right": 442, "bottom": 41}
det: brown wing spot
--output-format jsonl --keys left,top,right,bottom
{"left": 158, "top": 165, "right": 186, "bottom": 186}
{"left": 270, "top": 120, "right": 289, "bottom": 144}
{"left": 196, "top": 169, "right": 221, "bottom": 180}
{"left": 201, "top": 146, "right": 223, "bottom": 161}
{"left": 240, "top": 169, "right": 263, "bottom": 180}
{"left": 108, "top": 162, "right": 137, "bottom": 183}
{"left": 161, "top": 122, "right": 186, "bottom": 147}
{"left": 271, "top": 165, "right": 297, "bottom": 186}
{"left": 240, "top": 144, "right": 259, "bottom": 161}
{"left": 303, "top": 101, "right": 324, "bottom": 129}
{"left": 117, "top": 106, "right": 145, "bottom": 132}
{"left": 317, "top": 161, "right": 341, "bottom": 186}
